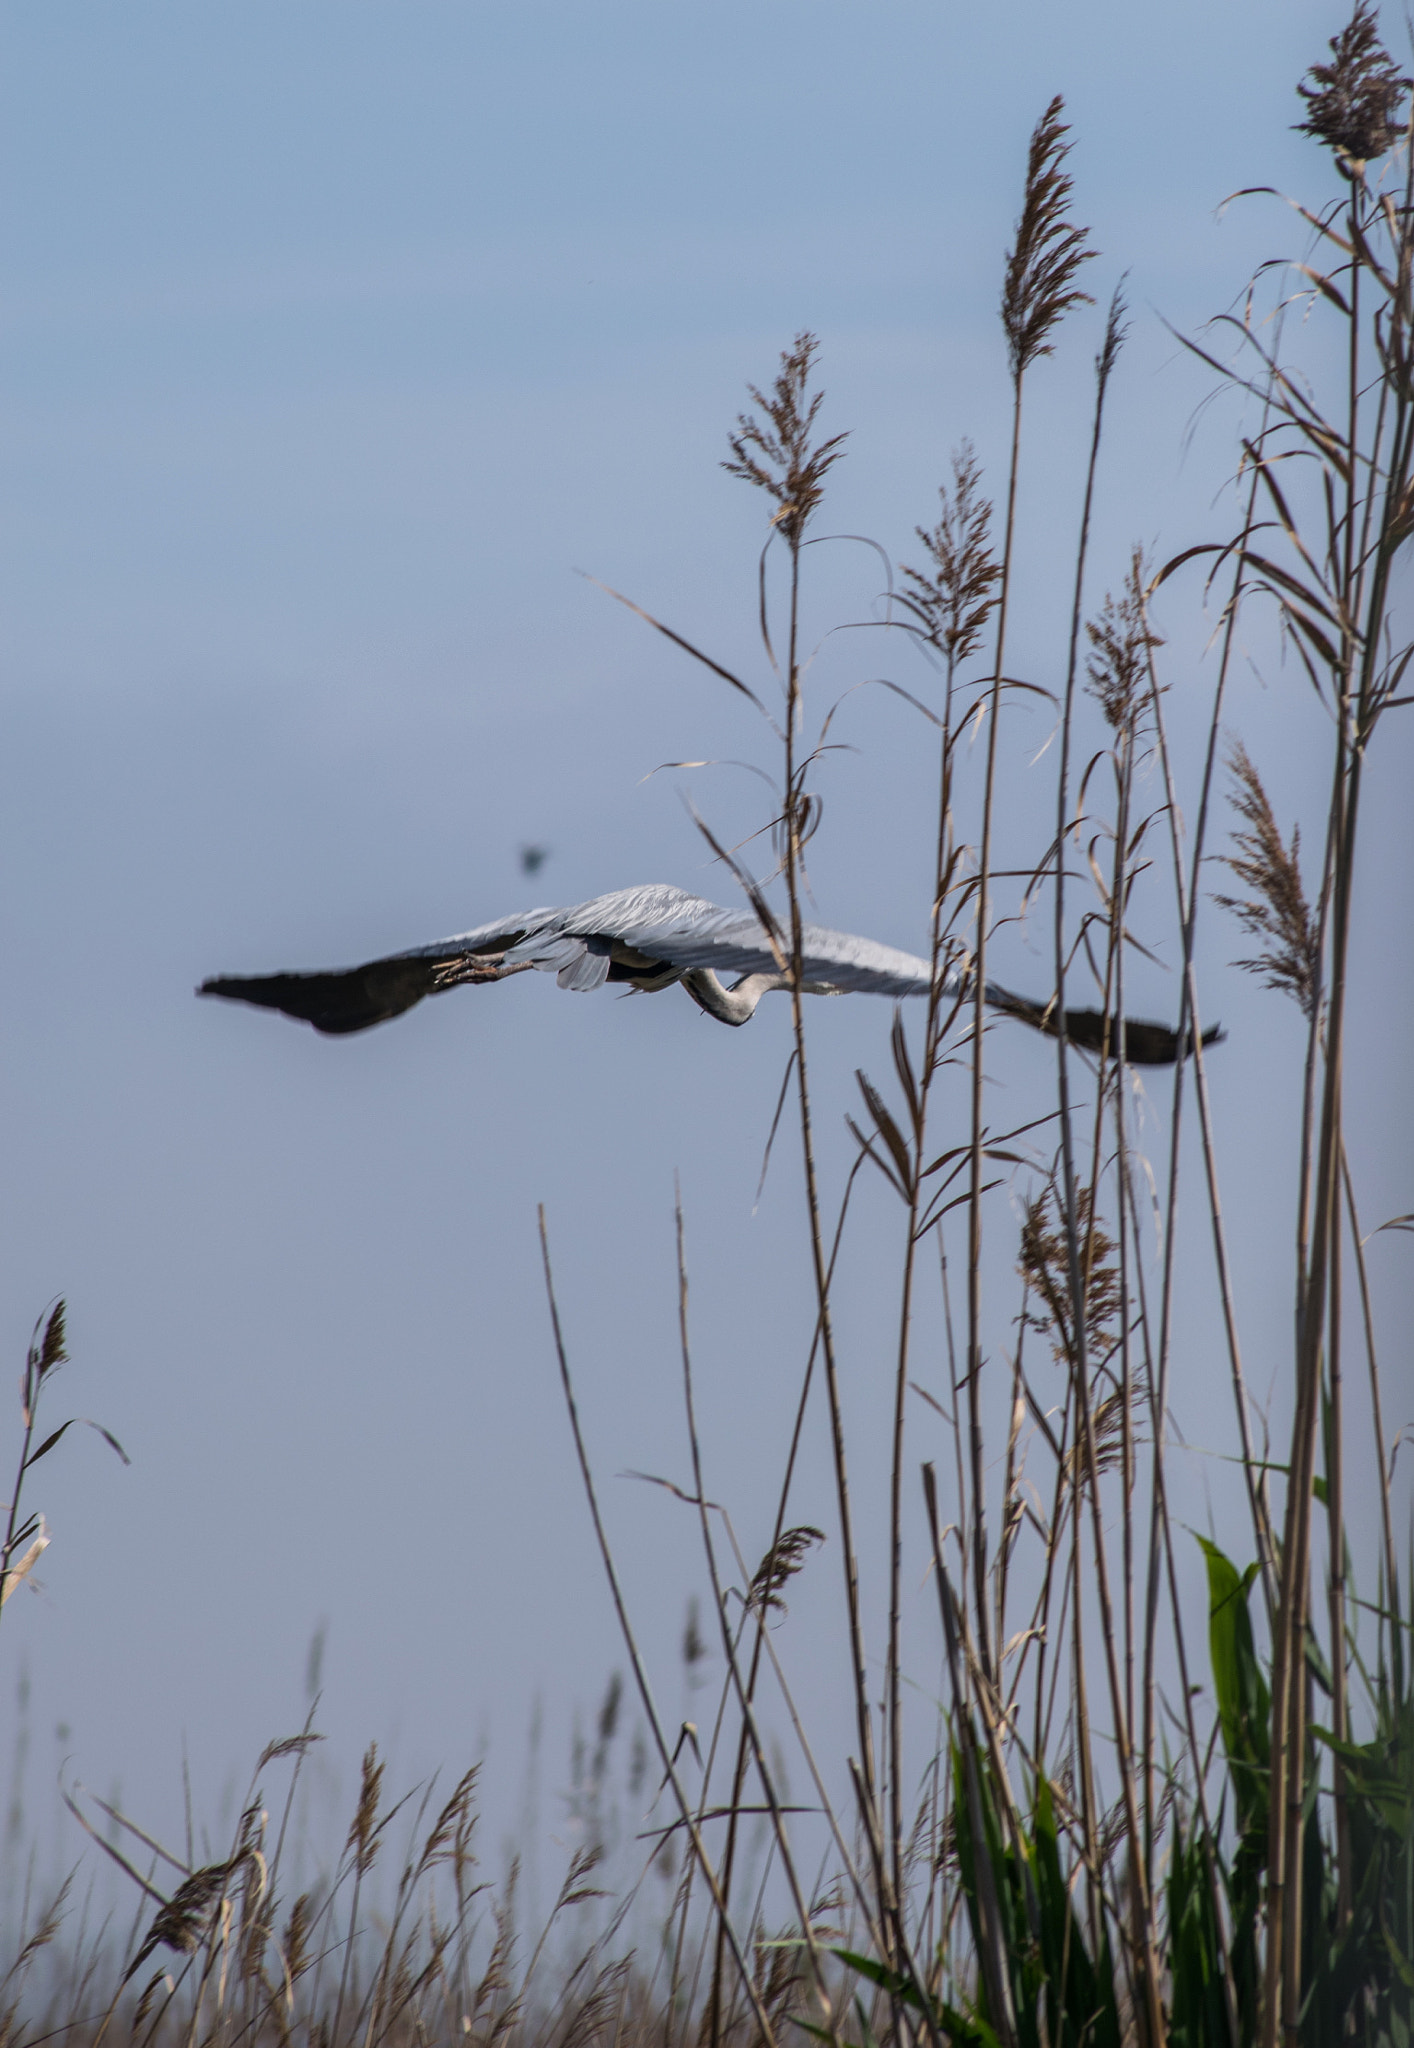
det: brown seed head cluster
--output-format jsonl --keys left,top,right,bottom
{"left": 1296, "top": 1, "right": 1411, "bottom": 165}
{"left": 1085, "top": 549, "right": 1161, "bottom": 733}
{"left": 1019, "top": 1181, "right": 1122, "bottom": 1372}
{"left": 348, "top": 1742, "right": 385, "bottom": 1877}
{"left": 722, "top": 332, "right": 846, "bottom": 548}
{"left": 1001, "top": 95, "right": 1097, "bottom": 385}
{"left": 1213, "top": 741, "right": 1321, "bottom": 1019}
{"left": 746, "top": 1524, "right": 825, "bottom": 1616}
{"left": 899, "top": 442, "right": 1001, "bottom": 672}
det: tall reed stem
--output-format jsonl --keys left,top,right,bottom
{"left": 965, "top": 385, "right": 1022, "bottom": 1685}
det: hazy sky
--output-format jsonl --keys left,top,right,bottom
{"left": 1, "top": 0, "right": 1408, "bottom": 1912}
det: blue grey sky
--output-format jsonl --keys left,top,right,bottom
{"left": 1, "top": 0, "right": 1408, "bottom": 1897}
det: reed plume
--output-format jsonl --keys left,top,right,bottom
{"left": 721, "top": 333, "right": 847, "bottom": 548}
{"left": 1084, "top": 549, "right": 1159, "bottom": 734}
{"left": 1213, "top": 741, "right": 1321, "bottom": 1018}
{"left": 1001, "top": 96, "right": 1097, "bottom": 385}
{"left": 1295, "top": 0, "right": 1411, "bottom": 165}
{"left": 898, "top": 443, "right": 1000, "bottom": 670}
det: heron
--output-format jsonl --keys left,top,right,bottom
{"left": 199, "top": 883, "right": 1219, "bottom": 1065}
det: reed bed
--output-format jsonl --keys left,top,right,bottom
{"left": 4, "top": 7, "right": 1412, "bottom": 2044}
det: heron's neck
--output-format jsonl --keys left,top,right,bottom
{"left": 681, "top": 968, "right": 787, "bottom": 1026}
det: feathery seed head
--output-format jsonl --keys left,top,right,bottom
{"left": 1001, "top": 96, "right": 1098, "bottom": 385}
{"left": 1019, "top": 1182, "right": 1121, "bottom": 1370}
{"left": 281, "top": 1893, "right": 310, "bottom": 1996}
{"left": 126, "top": 1855, "right": 253, "bottom": 1980}
{"left": 1085, "top": 549, "right": 1161, "bottom": 732}
{"left": 1213, "top": 741, "right": 1321, "bottom": 1017}
{"left": 348, "top": 1743, "right": 384, "bottom": 1876}
{"left": 899, "top": 443, "right": 1000, "bottom": 672}
{"left": 746, "top": 1525, "right": 825, "bottom": 1616}
{"left": 1296, "top": 2, "right": 1411, "bottom": 167}
{"left": 21, "top": 1301, "right": 68, "bottom": 1421}
{"left": 722, "top": 333, "right": 846, "bottom": 547}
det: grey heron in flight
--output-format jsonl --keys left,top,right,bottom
{"left": 199, "top": 882, "right": 1218, "bottom": 1064}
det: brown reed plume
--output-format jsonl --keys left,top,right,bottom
{"left": 722, "top": 334, "right": 847, "bottom": 550}
{"left": 746, "top": 1527, "right": 825, "bottom": 1619}
{"left": 898, "top": 444, "right": 1000, "bottom": 671}
{"left": 1213, "top": 741, "right": 1321, "bottom": 1019}
{"left": 1296, "top": 0, "right": 1411, "bottom": 166}
{"left": 349, "top": 1743, "right": 385, "bottom": 1878}
{"left": 124, "top": 1847, "right": 257, "bottom": 1982}
{"left": 1018, "top": 1181, "right": 1122, "bottom": 1376}
{"left": 1001, "top": 96, "right": 1097, "bottom": 385}
{"left": 1084, "top": 549, "right": 1160, "bottom": 735}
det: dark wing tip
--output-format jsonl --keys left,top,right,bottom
{"left": 980, "top": 985, "right": 1227, "bottom": 1066}
{"left": 198, "top": 963, "right": 432, "bottom": 1036}
{"left": 1116, "top": 1017, "right": 1228, "bottom": 1064}
{"left": 1055, "top": 1007, "right": 1228, "bottom": 1065}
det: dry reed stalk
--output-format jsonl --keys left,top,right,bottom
{"left": 1136, "top": 615, "right": 1254, "bottom": 2038}
{"left": 716, "top": 343, "right": 897, "bottom": 2023}
{"left": 1048, "top": 285, "right": 1125, "bottom": 1345}
{"left": 993, "top": 1347, "right": 1026, "bottom": 1695}
{"left": 1040, "top": 458, "right": 1264, "bottom": 2034}
{"left": 1213, "top": 737, "right": 1352, "bottom": 1956}
{"left": 963, "top": 97, "right": 1096, "bottom": 1732}
{"left": 1325, "top": 1173, "right": 1353, "bottom": 1933}
{"left": 1208, "top": 28, "right": 1414, "bottom": 2026}
{"left": 882, "top": 446, "right": 998, "bottom": 1911}
{"left": 725, "top": 339, "right": 875, "bottom": 1810}
{"left": 669, "top": 1196, "right": 838, "bottom": 2048}
{"left": 331, "top": 1746, "right": 384, "bottom": 2048}
{"left": 1019, "top": 1154, "right": 1166, "bottom": 2030}
{"left": 0, "top": 1306, "right": 126, "bottom": 1645}
{"left": 707, "top": 1157, "right": 867, "bottom": 2038}
{"left": 536, "top": 1210, "right": 782, "bottom": 2048}
{"left": 1138, "top": 611, "right": 1264, "bottom": 2034}
{"left": 1339, "top": 1141, "right": 1401, "bottom": 1636}
{"left": 1018, "top": 1318, "right": 1080, "bottom": 1774}
{"left": 1073, "top": 560, "right": 1158, "bottom": 1988}
{"left": 1112, "top": 1060, "right": 1137, "bottom": 1762}
{"left": 1148, "top": 447, "right": 1279, "bottom": 1649}
{"left": 1052, "top": 542, "right": 1156, "bottom": 1991}
{"left": 709, "top": 1513, "right": 884, "bottom": 1956}
{"left": 1092, "top": 623, "right": 1145, "bottom": 1782}
{"left": 583, "top": 337, "right": 882, "bottom": 2024}
{"left": 921, "top": 1467, "right": 1018, "bottom": 2048}
{"left": 1265, "top": 86, "right": 1412, "bottom": 2034}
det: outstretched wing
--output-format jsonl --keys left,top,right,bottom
{"left": 198, "top": 906, "right": 557, "bottom": 1035}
